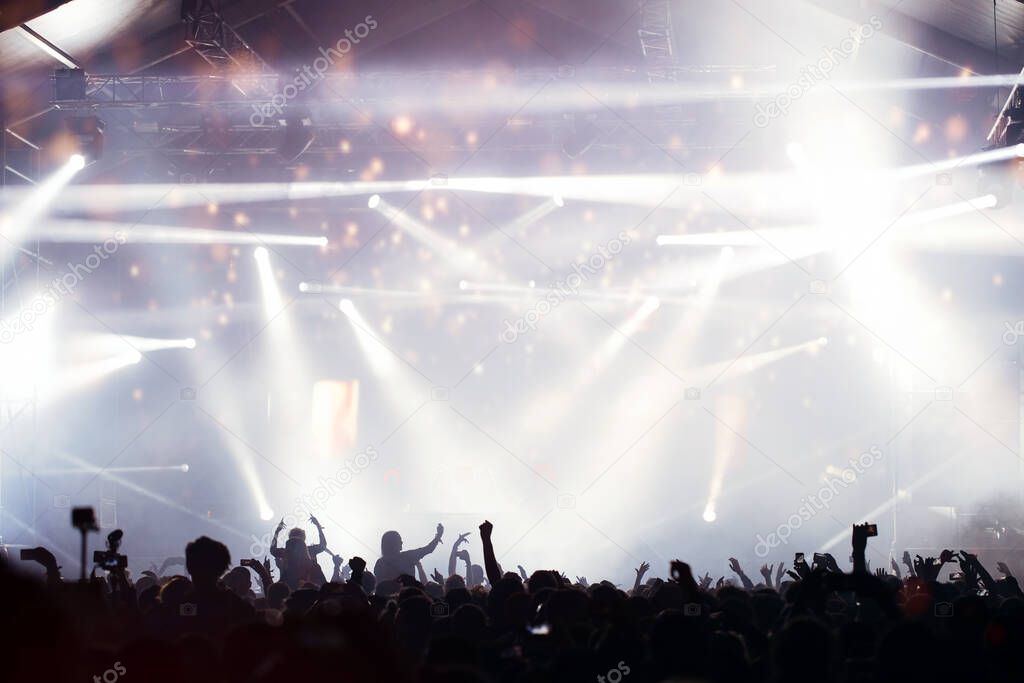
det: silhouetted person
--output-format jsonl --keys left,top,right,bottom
{"left": 373, "top": 524, "right": 444, "bottom": 582}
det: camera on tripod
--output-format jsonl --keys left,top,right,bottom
{"left": 93, "top": 529, "right": 127, "bottom": 571}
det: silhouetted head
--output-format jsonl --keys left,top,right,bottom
{"left": 381, "top": 530, "right": 403, "bottom": 557}
{"left": 224, "top": 566, "right": 251, "bottom": 597}
{"left": 284, "top": 537, "right": 309, "bottom": 562}
{"left": 185, "top": 536, "right": 231, "bottom": 588}
{"left": 287, "top": 527, "right": 306, "bottom": 542}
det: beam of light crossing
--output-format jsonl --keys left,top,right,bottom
{"left": 56, "top": 452, "right": 251, "bottom": 541}
{"left": 368, "top": 195, "right": 495, "bottom": 277}
{"left": 37, "top": 219, "right": 328, "bottom": 246}
{"left": 0, "top": 154, "right": 84, "bottom": 262}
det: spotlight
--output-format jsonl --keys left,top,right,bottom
{"left": 53, "top": 67, "right": 86, "bottom": 100}
{"left": 553, "top": 194, "right": 565, "bottom": 208}
{"left": 367, "top": 194, "right": 381, "bottom": 209}
{"left": 68, "top": 154, "right": 85, "bottom": 171}
{"left": 181, "top": 464, "right": 190, "bottom": 473}
{"left": 253, "top": 246, "right": 269, "bottom": 261}
{"left": 339, "top": 298, "right": 356, "bottom": 315}
{"left": 702, "top": 505, "right": 717, "bottom": 523}
{"left": 817, "top": 336, "right": 829, "bottom": 346}
{"left": 184, "top": 337, "right": 197, "bottom": 349}
{"left": 259, "top": 508, "right": 275, "bottom": 521}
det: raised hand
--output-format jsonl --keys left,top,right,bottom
{"left": 435, "top": 523, "right": 445, "bottom": 543}
{"left": 698, "top": 572, "right": 713, "bottom": 590}
{"left": 479, "top": 520, "right": 493, "bottom": 540}
{"left": 454, "top": 532, "right": 471, "bottom": 547}
{"left": 332, "top": 554, "right": 343, "bottom": 567}
{"left": 914, "top": 555, "right": 943, "bottom": 582}
{"left": 775, "top": 562, "right": 785, "bottom": 584}
{"left": 517, "top": 564, "right": 529, "bottom": 580}
{"left": 431, "top": 568, "right": 444, "bottom": 584}
{"left": 891, "top": 557, "right": 902, "bottom": 579}
{"left": 636, "top": 561, "right": 650, "bottom": 578}
{"left": 715, "top": 576, "right": 725, "bottom": 590}
{"left": 348, "top": 556, "right": 366, "bottom": 573}
{"left": 309, "top": 514, "right": 322, "bottom": 527}
{"left": 874, "top": 567, "right": 887, "bottom": 578}
{"left": 997, "top": 560, "right": 1013, "bottom": 577}
{"left": 760, "top": 563, "right": 773, "bottom": 582}
{"left": 276, "top": 518, "right": 285, "bottom": 531}
{"left": 728, "top": 557, "right": 743, "bottom": 575}
{"left": 902, "top": 550, "right": 916, "bottom": 577}
{"left": 456, "top": 549, "right": 470, "bottom": 563}
{"left": 576, "top": 576, "right": 589, "bottom": 587}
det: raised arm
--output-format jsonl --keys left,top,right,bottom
{"left": 308, "top": 515, "right": 327, "bottom": 554}
{"left": 479, "top": 520, "right": 501, "bottom": 586}
{"left": 633, "top": 561, "right": 650, "bottom": 593}
{"left": 331, "top": 554, "right": 344, "bottom": 583}
{"left": 728, "top": 558, "right": 754, "bottom": 590}
{"left": 241, "top": 558, "right": 273, "bottom": 595}
{"left": 406, "top": 523, "right": 444, "bottom": 563}
{"left": 270, "top": 519, "right": 286, "bottom": 558}
{"left": 448, "top": 532, "right": 470, "bottom": 577}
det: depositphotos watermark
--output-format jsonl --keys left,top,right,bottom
{"left": 500, "top": 231, "right": 632, "bottom": 343}
{"left": 0, "top": 231, "right": 126, "bottom": 344}
{"left": 249, "top": 445, "right": 378, "bottom": 555}
{"left": 753, "top": 446, "right": 883, "bottom": 557}
{"left": 249, "top": 15, "right": 378, "bottom": 126}
{"left": 754, "top": 16, "right": 882, "bottom": 128}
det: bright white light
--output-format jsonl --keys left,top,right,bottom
{"left": 368, "top": 195, "right": 496, "bottom": 277}
{"left": 553, "top": 194, "right": 565, "bottom": 207}
{"left": 260, "top": 508, "right": 275, "bottom": 521}
{"left": 36, "top": 219, "right": 328, "bottom": 247}
{"left": 83, "top": 335, "right": 197, "bottom": 354}
{"left": 702, "top": 506, "right": 717, "bottom": 523}
{"left": 817, "top": 337, "right": 829, "bottom": 346}
{"left": 0, "top": 153, "right": 86, "bottom": 262}
{"left": 339, "top": 298, "right": 397, "bottom": 375}
{"left": 181, "top": 464, "right": 190, "bottom": 473}
{"left": 254, "top": 248, "right": 285, "bottom": 319}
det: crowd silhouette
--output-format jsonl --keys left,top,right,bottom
{"left": 6, "top": 518, "right": 1024, "bottom": 683}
